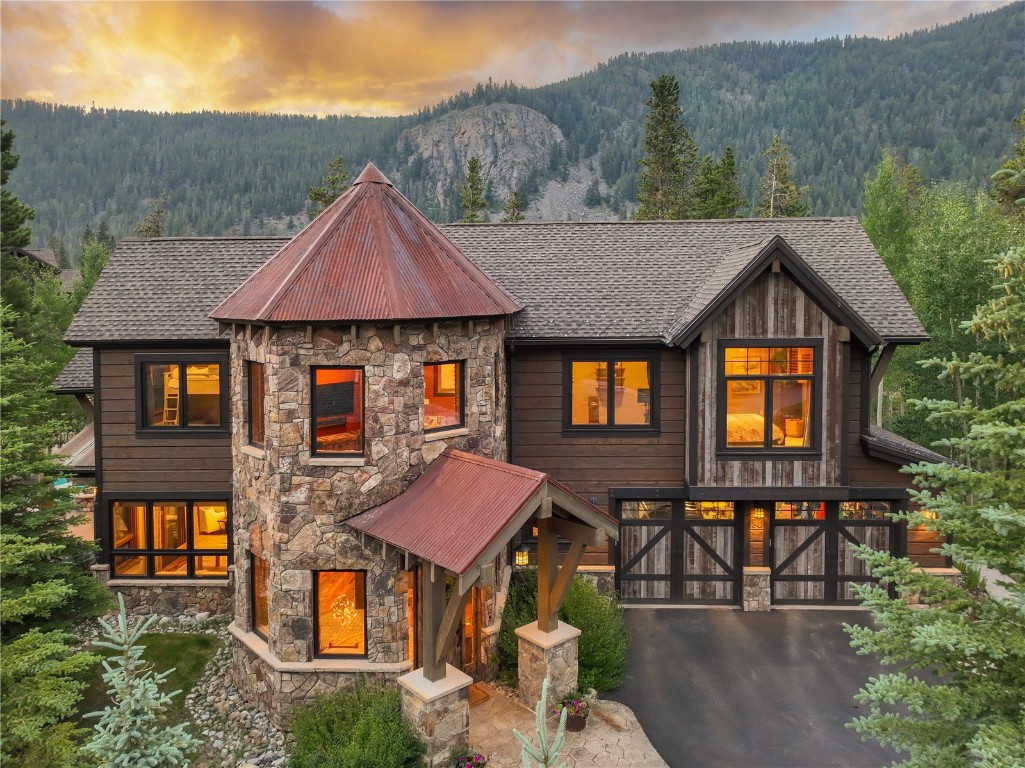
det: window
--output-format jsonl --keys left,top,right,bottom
{"left": 423, "top": 361, "right": 463, "bottom": 431}
{"left": 312, "top": 367, "right": 363, "bottom": 456}
{"left": 251, "top": 552, "right": 269, "bottom": 640}
{"left": 315, "top": 571, "right": 367, "bottom": 656}
{"left": 565, "top": 353, "right": 657, "bottom": 431}
{"left": 138, "top": 356, "right": 226, "bottom": 430}
{"left": 720, "top": 343, "right": 818, "bottom": 451}
{"left": 248, "top": 362, "right": 266, "bottom": 447}
{"left": 110, "top": 499, "right": 229, "bottom": 578}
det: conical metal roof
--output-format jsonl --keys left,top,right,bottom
{"left": 210, "top": 162, "right": 522, "bottom": 324}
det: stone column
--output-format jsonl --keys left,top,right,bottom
{"left": 515, "top": 620, "right": 580, "bottom": 707}
{"left": 398, "top": 665, "right": 472, "bottom": 768}
{"left": 742, "top": 566, "right": 771, "bottom": 611}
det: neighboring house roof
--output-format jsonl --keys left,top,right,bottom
{"left": 52, "top": 348, "right": 94, "bottom": 393}
{"left": 863, "top": 425, "right": 950, "bottom": 466}
{"left": 348, "top": 448, "right": 617, "bottom": 577}
{"left": 65, "top": 237, "right": 288, "bottom": 344}
{"left": 210, "top": 163, "right": 523, "bottom": 324}
{"left": 59, "top": 268, "right": 80, "bottom": 292}
{"left": 55, "top": 422, "right": 95, "bottom": 472}
{"left": 16, "top": 248, "right": 59, "bottom": 271}
{"left": 444, "top": 217, "right": 926, "bottom": 344}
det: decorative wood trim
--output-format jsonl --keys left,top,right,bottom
{"left": 869, "top": 345, "right": 895, "bottom": 393}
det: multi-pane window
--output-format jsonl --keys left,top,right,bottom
{"left": 312, "top": 367, "right": 363, "bottom": 456}
{"left": 566, "top": 355, "right": 656, "bottom": 430}
{"left": 248, "top": 362, "right": 266, "bottom": 447}
{"left": 315, "top": 571, "right": 367, "bottom": 656}
{"left": 139, "top": 358, "right": 225, "bottom": 429}
{"left": 251, "top": 553, "right": 269, "bottom": 640}
{"left": 721, "top": 344, "right": 816, "bottom": 450}
{"left": 423, "top": 361, "right": 463, "bottom": 431}
{"left": 110, "top": 499, "right": 229, "bottom": 578}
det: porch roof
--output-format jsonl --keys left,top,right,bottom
{"left": 348, "top": 448, "right": 617, "bottom": 578}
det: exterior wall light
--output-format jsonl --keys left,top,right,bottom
{"left": 515, "top": 543, "right": 530, "bottom": 568}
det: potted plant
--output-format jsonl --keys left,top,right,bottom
{"left": 553, "top": 695, "right": 590, "bottom": 732}
{"left": 451, "top": 748, "right": 489, "bottom": 767}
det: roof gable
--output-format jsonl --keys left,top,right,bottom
{"left": 210, "top": 163, "right": 522, "bottom": 324}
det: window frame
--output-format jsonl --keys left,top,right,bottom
{"left": 312, "top": 569, "right": 369, "bottom": 659}
{"left": 716, "top": 339, "right": 823, "bottom": 457}
{"left": 135, "top": 353, "right": 229, "bottom": 435}
{"left": 561, "top": 350, "right": 660, "bottom": 435}
{"left": 310, "top": 365, "right": 365, "bottom": 458}
{"left": 108, "top": 496, "right": 231, "bottom": 579}
{"left": 247, "top": 361, "right": 266, "bottom": 448}
{"left": 250, "top": 551, "right": 269, "bottom": 641}
{"left": 423, "top": 360, "right": 465, "bottom": 433}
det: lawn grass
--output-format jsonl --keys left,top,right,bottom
{"left": 76, "top": 632, "right": 219, "bottom": 728}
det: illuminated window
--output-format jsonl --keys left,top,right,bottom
{"left": 620, "top": 501, "right": 671, "bottom": 520}
{"left": 840, "top": 501, "right": 892, "bottom": 520}
{"left": 423, "top": 362, "right": 463, "bottom": 431}
{"left": 315, "top": 571, "right": 367, "bottom": 656}
{"left": 721, "top": 344, "right": 816, "bottom": 450}
{"left": 139, "top": 357, "right": 225, "bottom": 429}
{"left": 683, "top": 501, "right": 735, "bottom": 520}
{"left": 252, "top": 553, "right": 269, "bottom": 640}
{"left": 248, "top": 362, "right": 266, "bottom": 447}
{"left": 312, "top": 367, "right": 363, "bottom": 456}
{"left": 565, "top": 355, "right": 657, "bottom": 430}
{"left": 110, "top": 499, "right": 229, "bottom": 578}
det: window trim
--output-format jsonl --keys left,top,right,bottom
{"left": 716, "top": 339, "right": 823, "bottom": 457}
{"left": 135, "top": 353, "right": 229, "bottom": 435}
{"left": 247, "top": 361, "right": 266, "bottom": 448}
{"left": 109, "top": 496, "right": 231, "bottom": 579}
{"left": 423, "top": 360, "right": 465, "bottom": 434}
{"left": 251, "top": 551, "right": 269, "bottom": 641}
{"left": 313, "top": 569, "right": 369, "bottom": 659}
{"left": 561, "top": 350, "right": 660, "bottom": 435}
{"left": 310, "top": 365, "right": 365, "bottom": 458}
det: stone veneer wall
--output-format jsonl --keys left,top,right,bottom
{"left": 93, "top": 566, "right": 234, "bottom": 617}
{"left": 227, "top": 319, "right": 508, "bottom": 717}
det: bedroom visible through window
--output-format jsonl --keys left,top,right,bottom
{"left": 312, "top": 367, "right": 363, "bottom": 456}
{"left": 565, "top": 354, "right": 657, "bottom": 431}
{"left": 721, "top": 345, "right": 815, "bottom": 450}
{"left": 139, "top": 357, "right": 226, "bottom": 429}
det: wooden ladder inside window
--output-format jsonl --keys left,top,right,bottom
{"left": 162, "top": 391, "right": 179, "bottom": 424}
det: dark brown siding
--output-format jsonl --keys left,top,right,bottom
{"left": 509, "top": 346, "right": 686, "bottom": 508}
{"left": 98, "top": 348, "right": 232, "bottom": 494}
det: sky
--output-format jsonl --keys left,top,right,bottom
{"left": 0, "top": 1, "right": 1013, "bottom": 117}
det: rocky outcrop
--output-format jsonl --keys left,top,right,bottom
{"left": 397, "top": 103, "right": 564, "bottom": 213}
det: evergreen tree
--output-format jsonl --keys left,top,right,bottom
{"left": 756, "top": 135, "right": 809, "bottom": 217}
{"left": 133, "top": 194, "right": 168, "bottom": 237}
{"left": 307, "top": 154, "right": 350, "bottom": 218}
{"left": 1, "top": 120, "right": 35, "bottom": 250}
{"left": 846, "top": 245, "right": 1025, "bottom": 768}
{"left": 862, "top": 149, "right": 923, "bottom": 288}
{"left": 712, "top": 147, "right": 747, "bottom": 218}
{"left": 501, "top": 190, "right": 526, "bottom": 222}
{"left": 689, "top": 156, "right": 719, "bottom": 218}
{"left": 72, "top": 239, "right": 111, "bottom": 310}
{"left": 636, "top": 75, "right": 697, "bottom": 220}
{"left": 583, "top": 178, "right": 602, "bottom": 208}
{"left": 460, "top": 156, "right": 487, "bottom": 223}
{"left": 990, "top": 109, "right": 1025, "bottom": 217}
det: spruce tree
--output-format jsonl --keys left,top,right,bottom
{"left": 134, "top": 194, "right": 168, "bottom": 237}
{"left": 636, "top": 75, "right": 697, "bottom": 220}
{"left": 756, "top": 135, "right": 809, "bottom": 217}
{"left": 307, "top": 154, "right": 350, "bottom": 217}
{"left": 689, "top": 156, "right": 719, "bottom": 218}
{"left": 712, "top": 147, "right": 747, "bottom": 218}
{"left": 460, "top": 156, "right": 487, "bottom": 223}
{"left": 1, "top": 120, "right": 35, "bottom": 251}
{"left": 501, "top": 190, "right": 526, "bottom": 222}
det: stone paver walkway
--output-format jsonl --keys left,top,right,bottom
{"left": 469, "top": 682, "right": 667, "bottom": 767}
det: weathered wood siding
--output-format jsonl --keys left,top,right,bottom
{"left": 694, "top": 270, "right": 845, "bottom": 487}
{"left": 98, "top": 348, "right": 232, "bottom": 494}
{"left": 509, "top": 346, "right": 687, "bottom": 506}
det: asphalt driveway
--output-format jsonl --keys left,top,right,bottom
{"left": 608, "top": 609, "right": 901, "bottom": 768}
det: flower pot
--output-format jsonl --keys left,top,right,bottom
{"left": 566, "top": 713, "right": 587, "bottom": 732}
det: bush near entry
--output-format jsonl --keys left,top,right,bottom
{"left": 496, "top": 568, "right": 628, "bottom": 692}
{"left": 287, "top": 683, "right": 425, "bottom": 768}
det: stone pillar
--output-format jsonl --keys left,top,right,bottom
{"left": 742, "top": 566, "right": 771, "bottom": 611}
{"left": 398, "top": 665, "right": 472, "bottom": 768}
{"left": 515, "top": 620, "right": 580, "bottom": 707}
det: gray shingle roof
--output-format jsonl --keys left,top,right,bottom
{"left": 864, "top": 425, "right": 950, "bottom": 465}
{"left": 64, "top": 237, "right": 289, "bottom": 344}
{"left": 52, "top": 348, "right": 94, "bottom": 392}
{"left": 443, "top": 217, "right": 926, "bottom": 343}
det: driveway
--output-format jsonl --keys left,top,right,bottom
{"left": 608, "top": 609, "right": 901, "bottom": 768}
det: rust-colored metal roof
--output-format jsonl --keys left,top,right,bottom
{"left": 210, "top": 163, "right": 522, "bottom": 324}
{"left": 348, "top": 449, "right": 615, "bottom": 575}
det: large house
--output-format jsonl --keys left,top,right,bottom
{"left": 59, "top": 163, "right": 946, "bottom": 761}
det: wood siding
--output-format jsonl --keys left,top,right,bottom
{"left": 509, "top": 346, "right": 687, "bottom": 506}
{"left": 98, "top": 348, "right": 232, "bottom": 494}
{"left": 695, "top": 270, "right": 844, "bottom": 487}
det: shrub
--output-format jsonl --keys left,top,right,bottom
{"left": 288, "top": 682, "right": 425, "bottom": 768}
{"left": 495, "top": 569, "right": 628, "bottom": 692}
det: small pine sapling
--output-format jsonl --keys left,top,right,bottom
{"left": 512, "top": 678, "right": 567, "bottom": 768}
{"left": 83, "top": 594, "right": 201, "bottom": 767}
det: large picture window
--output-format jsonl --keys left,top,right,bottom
{"left": 423, "top": 361, "right": 463, "bottom": 431}
{"left": 312, "top": 367, "right": 363, "bottom": 456}
{"left": 110, "top": 499, "right": 229, "bottom": 578}
{"left": 719, "top": 343, "right": 818, "bottom": 452}
{"left": 564, "top": 353, "right": 657, "bottom": 431}
{"left": 248, "top": 362, "right": 266, "bottom": 447}
{"left": 315, "top": 571, "right": 367, "bottom": 656}
{"left": 138, "top": 356, "right": 226, "bottom": 430}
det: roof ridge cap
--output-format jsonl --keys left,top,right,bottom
{"left": 446, "top": 449, "right": 547, "bottom": 479}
